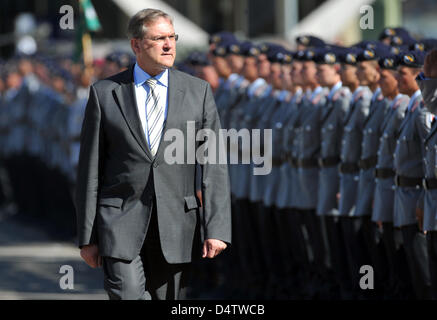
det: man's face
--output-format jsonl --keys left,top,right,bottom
{"left": 357, "top": 61, "right": 379, "bottom": 86}
{"left": 379, "top": 69, "right": 398, "bottom": 97}
{"left": 131, "top": 17, "right": 176, "bottom": 73}
{"left": 281, "top": 64, "right": 293, "bottom": 89}
{"left": 257, "top": 54, "right": 271, "bottom": 79}
{"left": 269, "top": 62, "right": 283, "bottom": 89}
{"left": 340, "top": 64, "right": 358, "bottom": 86}
{"left": 301, "top": 61, "right": 317, "bottom": 86}
{"left": 396, "top": 66, "right": 420, "bottom": 95}
{"left": 212, "top": 56, "right": 231, "bottom": 78}
{"left": 316, "top": 64, "right": 338, "bottom": 87}
{"left": 242, "top": 57, "right": 258, "bottom": 82}
{"left": 291, "top": 61, "right": 303, "bottom": 86}
{"left": 226, "top": 54, "right": 244, "bottom": 74}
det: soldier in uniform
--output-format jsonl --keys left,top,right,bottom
{"left": 282, "top": 49, "right": 317, "bottom": 297}
{"left": 393, "top": 50, "right": 431, "bottom": 299}
{"left": 293, "top": 48, "right": 330, "bottom": 297}
{"left": 372, "top": 54, "right": 413, "bottom": 299}
{"left": 337, "top": 47, "right": 373, "bottom": 295}
{"left": 315, "top": 46, "right": 352, "bottom": 298}
{"left": 417, "top": 49, "right": 437, "bottom": 299}
{"left": 354, "top": 45, "right": 392, "bottom": 297}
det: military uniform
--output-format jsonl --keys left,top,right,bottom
{"left": 393, "top": 89, "right": 432, "bottom": 299}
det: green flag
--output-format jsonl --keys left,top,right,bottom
{"left": 74, "top": 0, "right": 101, "bottom": 63}
{"left": 79, "top": 0, "right": 101, "bottom": 32}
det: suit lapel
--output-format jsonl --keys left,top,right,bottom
{"left": 114, "top": 65, "right": 153, "bottom": 161}
{"left": 155, "top": 68, "right": 186, "bottom": 164}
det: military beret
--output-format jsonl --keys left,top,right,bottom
{"left": 378, "top": 54, "right": 400, "bottom": 70}
{"left": 295, "top": 35, "right": 325, "bottom": 48}
{"left": 410, "top": 38, "right": 437, "bottom": 52}
{"left": 239, "top": 41, "right": 260, "bottom": 57}
{"left": 357, "top": 44, "right": 391, "bottom": 62}
{"left": 398, "top": 50, "right": 426, "bottom": 68}
{"left": 209, "top": 31, "right": 237, "bottom": 45}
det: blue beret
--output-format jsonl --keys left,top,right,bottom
{"left": 212, "top": 44, "right": 228, "bottom": 57}
{"left": 312, "top": 47, "right": 343, "bottom": 64}
{"left": 239, "top": 41, "right": 260, "bottom": 57}
{"left": 378, "top": 54, "right": 400, "bottom": 70}
{"left": 265, "top": 44, "right": 286, "bottom": 63}
{"left": 398, "top": 50, "right": 426, "bottom": 68}
{"left": 410, "top": 38, "right": 437, "bottom": 52}
{"left": 338, "top": 47, "right": 362, "bottom": 65}
{"left": 390, "top": 29, "right": 416, "bottom": 47}
{"left": 226, "top": 41, "right": 242, "bottom": 55}
{"left": 295, "top": 35, "right": 325, "bottom": 48}
{"left": 186, "top": 51, "right": 211, "bottom": 66}
{"left": 209, "top": 31, "right": 237, "bottom": 45}
{"left": 357, "top": 44, "right": 391, "bottom": 62}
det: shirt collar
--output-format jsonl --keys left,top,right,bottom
{"left": 134, "top": 63, "right": 169, "bottom": 88}
{"left": 389, "top": 93, "right": 403, "bottom": 108}
{"left": 371, "top": 87, "right": 381, "bottom": 103}
{"left": 327, "top": 81, "right": 342, "bottom": 101}
{"left": 407, "top": 89, "right": 422, "bottom": 112}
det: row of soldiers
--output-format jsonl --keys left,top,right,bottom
{"left": 0, "top": 52, "right": 134, "bottom": 236}
{"left": 202, "top": 28, "right": 437, "bottom": 299}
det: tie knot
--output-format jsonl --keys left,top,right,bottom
{"left": 145, "top": 78, "right": 157, "bottom": 89}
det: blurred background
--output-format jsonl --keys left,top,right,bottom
{"left": 0, "top": 0, "right": 436, "bottom": 300}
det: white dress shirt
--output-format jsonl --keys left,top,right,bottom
{"left": 133, "top": 63, "right": 169, "bottom": 147}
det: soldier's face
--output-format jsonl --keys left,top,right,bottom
{"left": 316, "top": 64, "right": 338, "bottom": 87}
{"left": 197, "top": 65, "right": 219, "bottom": 90}
{"left": 379, "top": 69, "right": 398, "bottom": 97}
{"left": 270, "top": 62, "right": 283, "bottom": 89}
{"left": 281, "top": 64, "right": 293, "bottom": 89}
{"left": 291, "top": 62, "right": 303, "bottom": 86}
{"left": 226, "top": 54, "right": 244, "bottom": 74}
{"left": 301, "top": 61, "right": 318, "bottom": 86}
{"left": 340, "top": 64, "right": 358, "bottom": 86}
{"left": 131, "top": 17, "right": 176, "bottom": 75}
{"left": 396, "top": 66, "right": 420, "bottom": 95}
{"left": 242, "top": 56, "right": 258, "bottom": 82}
{"left": 212, "top": 56, "right": 231, "bottom": 78}
{"left": 357, "top": 61, "right": 379, "bottom": 86}
{"left": 257, "top": 54, "right": 271, "bottom": 79}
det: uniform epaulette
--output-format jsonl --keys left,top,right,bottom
{"left": 411, "top": 99, "right": 421, "bottom": 112}
{"left": 354, "top": 90, "right": 365, "bottom": 102}
{"left": 311, "top": 91, "right": 325, "bottom": 105}
{"left": 332, "top": 88, "right": 348, "bottom": 102}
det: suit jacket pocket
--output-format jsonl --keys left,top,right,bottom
{"left": 98, "top": 197, "right": 123, "bottom": 208}
{"left": 184, "top": 195, "right": 199, "bottom": 212}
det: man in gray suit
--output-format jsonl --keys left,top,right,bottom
{"left": 75, "top": 8, "right": 231, "bottom": 300}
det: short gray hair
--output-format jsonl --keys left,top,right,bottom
{"left": 127, "top": 8, "right": 173, "bottom": 39}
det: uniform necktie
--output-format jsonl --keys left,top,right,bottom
{"left": 145, "top": 78, "right": 164, "bottom": 156}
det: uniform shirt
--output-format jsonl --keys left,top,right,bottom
{"left": 340, "top": 86, "right": 372, "bottom": 164}
{"left": 394, "top": 90, "right": 431, "bottom": 177}
{"left": 320, "top": 82, "right": 351, "bottom": 159}
{"left": 360, "top": 87, "right": 390, "bottom": 160}
{"left": 376, "top": 94, "right": 409, "bottom": 170}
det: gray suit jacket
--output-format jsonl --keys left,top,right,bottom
{"left": 74, "top": 65, "right": 232, "bottom": 263}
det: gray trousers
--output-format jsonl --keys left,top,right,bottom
{"left": 102, "top": 201, "right": 191, "bottom": 300}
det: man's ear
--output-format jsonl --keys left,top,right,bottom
{"left": 130, "top": 38, "right": 138, "bottom": 55}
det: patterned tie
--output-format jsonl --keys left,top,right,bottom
{"left": 145, "top": 78, "right": 164, "bottom": 156}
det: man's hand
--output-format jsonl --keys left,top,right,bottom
{"left": 202, "top": 239, "right": 227, "bottom": 259}
{"left": 80, "top": 244, "right": 102, "bottom": 268}
{"left": 416, "top": 207, "right": 424, "bottom": 232}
